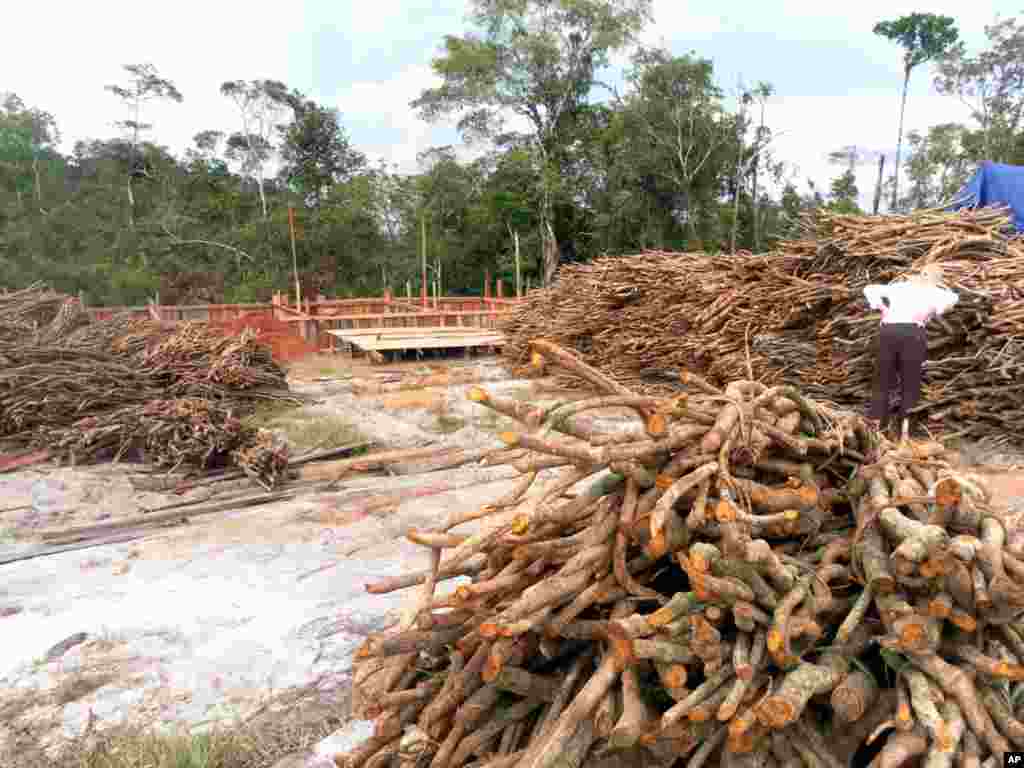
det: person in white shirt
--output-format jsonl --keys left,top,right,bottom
{"left": 862, "top": 263, "right": 958, "bottom": 442}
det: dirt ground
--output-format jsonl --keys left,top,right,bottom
{"left": 0, "top": 352, "right": 565, "bottom": 765}
{"left": 3, "top": 350, "right": 1024, "bottom": 767}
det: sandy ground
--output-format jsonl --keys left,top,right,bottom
{"left": 2, "top": 351, "right": 1024, "bottom": 767}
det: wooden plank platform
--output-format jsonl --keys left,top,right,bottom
{"left": 327, "top": 327, "right": 505, "bottom": 353}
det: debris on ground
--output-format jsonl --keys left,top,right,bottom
{"left": 0, "top": 283, "right": 300, "bottom": 486}
{"left": 503, "top": 207, "right": 1024, "bottom": 447}
{"left": 342, "top": 339, "right": 1024, "bottom": 768}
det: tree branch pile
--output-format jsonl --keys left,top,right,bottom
{"left": 346, "top": 339, "right": 1024, "bottom": 768}
{"left": 502, "top": 206, "right": 1024, "bottom": 446}
{"left": 0, "top": 285, "right": 299, "bottom": 485}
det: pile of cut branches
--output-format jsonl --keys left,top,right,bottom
{"left": 0, "top": 282, "right": 77, "bottom": 343}
{"left": 346, "top": 340, "right": 1024, "bottom": 768}
{"left": 502, "top": 207, "right": 1024, "bottom": 446}
{"left": 0, "top": 285, "right": 300, "bottom": 486}
{"left": 35, "top": 398, "right": 288, "bottom": 486}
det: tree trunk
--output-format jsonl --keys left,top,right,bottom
{"left": 891, "top": 67, "right": 911, "bottom": 212}
{"left": 126, "top": 180, "right": 136, "bottom": 232}
{"left": 543, "top": 221, "right": 558, "bottom": 287}
{"left": 257, "top": 173, "right": 268, "bottom": 219}
{"left": 751, "top": 160, "right": 760, "bottom": 252}
{"left": 873, "top": 154, "right": 886, "bottom": 215}
{"left": 730, "top": 98, "right": 747, "bottom": 254}
{"left": 730, "top": 180, "right": 742, "bottom": 254}
{"left": 32, "top": 155, "right": 42, "bottom": 207}
{"left": 752, "top": 102, "right": 766, "bottom": 252}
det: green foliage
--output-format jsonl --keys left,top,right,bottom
{"left": 935, "top": 17, "right": 1024, "bottom": 163}
{"left": 6, "top": 11, "right": 1024, "bottom": 305}
{"left": 874, "top": 14, "right": 960, "bottom": 212}
{"left": 828, "top": 169, "right": 860, "bottom": 212}
{"left": 278, "top": 100, "right": 366, "bottom": 207}
{"left": 874, "top": 13, "right": 960, "bottom": 75}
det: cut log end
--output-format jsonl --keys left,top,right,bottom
{"left": 499, "top": 431, "right": 521, "bottom": 447}
{"left": 467, "top": 386, "right": 491, "bottom": 404}
{"left": 647, "top": 412, "right": 668, "bottom": 437}
{"left": 606, "top": 621, "right": 636, "bottom": 666}
{"left": 756, "top": 695, "right": 797, "bottom": 728}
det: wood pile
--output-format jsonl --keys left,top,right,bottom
{"left": 0, "top": 285, "right": 300, "bottom": 485}
{"left": 502, "top": 207, "right": 1024, "bottom": 447}
{"left": 345, "top": 340, "right": 1024, "bottom": 768}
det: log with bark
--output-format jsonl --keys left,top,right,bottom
{"left": 339, "top": 340, "right": 1024, "bottom": 768}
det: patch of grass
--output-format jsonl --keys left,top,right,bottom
{"left": 244, "top": 405, "right": 365, "bottom": 453}
{"left": 0, "top": 680, "right": 352, "bottom": 768}
{"left": 503, "top": 386, "right": 535, "bottom": 402}
{"left": 435, "top": 415, "right": 466, "bottom": 434}
{"left": 310, "top": 360, "right": 353, "bottom": 380}
{"left": 473, "top": 408, "right": 517, "bottom": 434}
{"left": 244, "top": 401, "right": 302, "bottom": 429}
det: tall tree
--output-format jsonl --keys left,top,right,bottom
{"left": 278, "top": 99, "right": 365, "bottom": 208}
{"left": 220, "top": 80, "right": 294, "bottom": 218}
{"left": 105, "top": 64, "right": 183, "bottom": 230}
{"left": 619, "top": 48, "right": 731, "bottom": 246}
{"left": 934, "top": 17, "right": 1024, "bottom": 163}
{"left": 412, "top": 0, "right": 651, "bottom": 285}
{"left": 748, "top": 82, "right": 775, "bottom": 252}
{"left": 0, "top": 94, "right": 60, "bottom": 213}
{"left": 828, "top": 169, "right": 860, "bottom": 211}
{"left": 873, "top": 14, "right": 959, "bottom": 212}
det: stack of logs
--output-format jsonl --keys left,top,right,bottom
{"left": 345, "top": 340, "right": 1024, "bottom": 768}
{"left": 500, "top": 207, "right": 1024, "bottom": 446}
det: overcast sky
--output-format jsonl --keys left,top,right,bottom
{"left": 2, "top": 1, "right": 1019, "bottom": 209}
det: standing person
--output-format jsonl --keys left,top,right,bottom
{"left": 863, "top": 263, "right": 958, "bottom": 442}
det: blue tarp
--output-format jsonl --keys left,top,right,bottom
{"left": 950, "top": 161, "right": 1024, "bottom": 233}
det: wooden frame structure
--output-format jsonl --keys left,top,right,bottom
{"left": 85, "top": 279, "right": 521, "bottom": 359}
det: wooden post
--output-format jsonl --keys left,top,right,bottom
{"left": 421, "top": 211, "right": 428, "bottom": 308}
{"left": 484, "top": 270, "right": 491, "bottom": 300}
{"left": 288, "top": 206, "right": 302, "bottom": 309}
{"left": 406, "top": 281, "right": 412, "bottom": 301}
{"left": 514, "top": 230, "right": 521, "bottom": 298}
{"left": 497, "top": 279, "right": 504, "bottom": 299}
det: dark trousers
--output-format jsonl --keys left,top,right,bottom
{"left": 870, "top": 323, "right": 927, "bottom": 426}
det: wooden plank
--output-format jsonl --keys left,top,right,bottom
{"left": 330, "top": 334, "right": 505, "bottom": 352}
{"left": 327, "top": 328, "right": 502, "bottom": 337}
{"left": 329, "top": 327, "right": 500, "bottom": 338}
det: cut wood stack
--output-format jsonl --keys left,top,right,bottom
{"left": 502, "top": 207, "right": 1024, "bottom": 447}
{"left": 0, "top": 285, "right": 300, "bottom": 485}
{"left": 345, "top": 340, "right": 1024, "bottom": 768}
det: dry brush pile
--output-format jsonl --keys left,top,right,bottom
{"left": 346, "top": 340, "right": 1024, "bottom": 768}
{"left": 502, "top": 207, "right": 1024, "bottom": 446}
{"left": 0, "top": 284, "right": 298, "bottom": 485}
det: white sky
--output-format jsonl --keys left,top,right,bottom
{"left": 1, "top": 0, "right": 1016, "bottom": 210}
